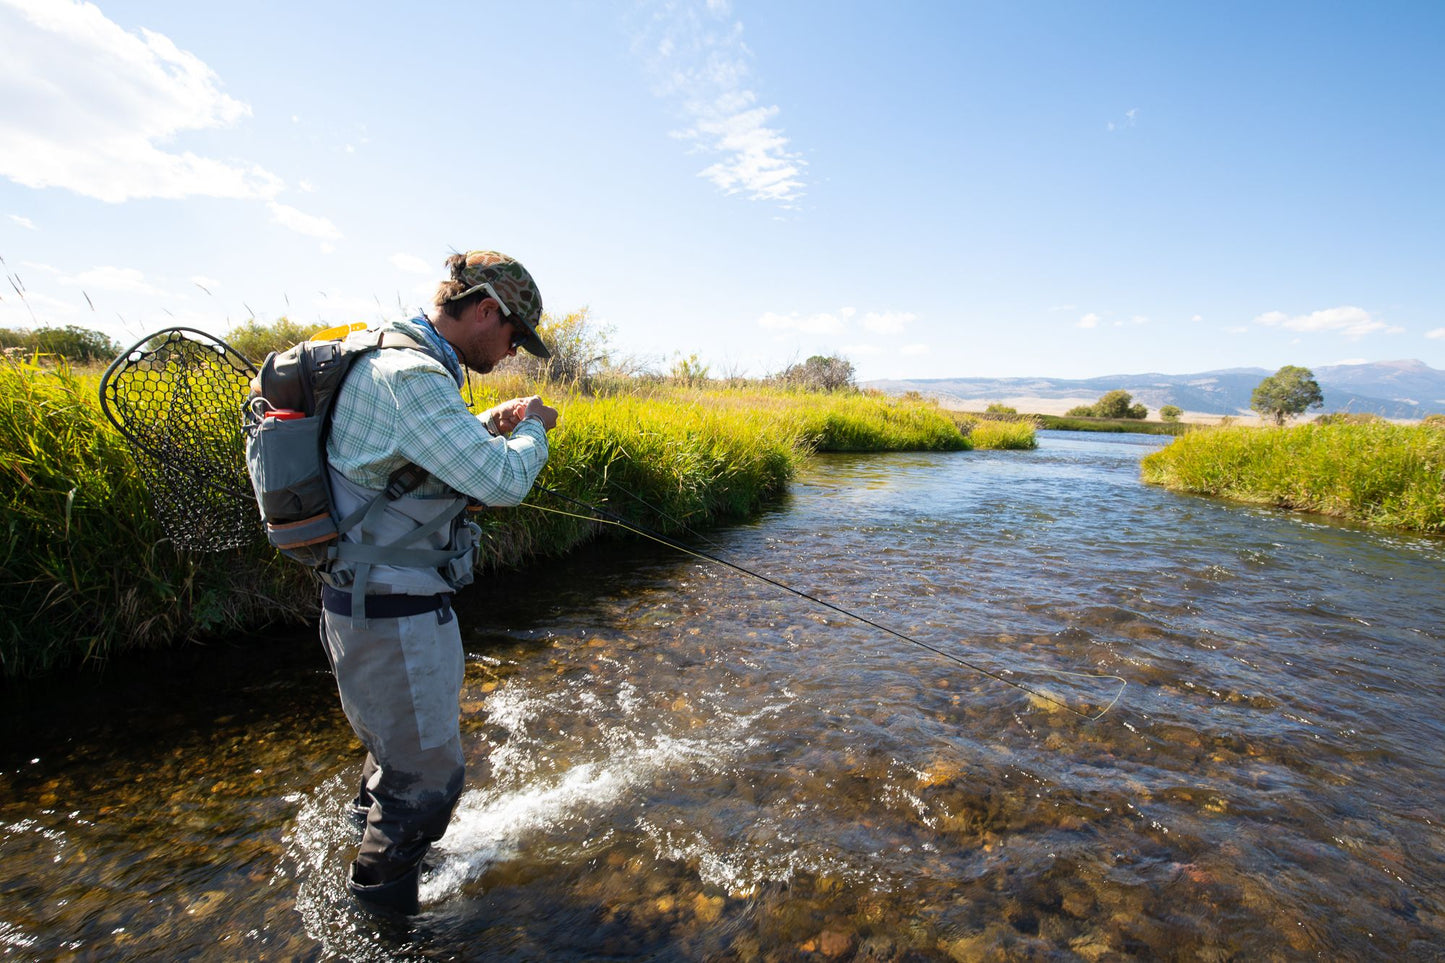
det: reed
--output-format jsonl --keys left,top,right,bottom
{"left": 1, "top": 362, "right": 1012, "bottom": 677}
{"left": 0, "top": 360, "right": 306, "bottom": 678}
{"left": 1140, "top": 422, "right": 1445, "bottom": 534}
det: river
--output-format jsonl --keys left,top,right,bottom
{"left": 2, "top": 430, "right": 1442, "bottom": 961}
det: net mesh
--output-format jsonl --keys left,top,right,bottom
{"left": 98, "top": 328, "right": 260, "bottom": 552}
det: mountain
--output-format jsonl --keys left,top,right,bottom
{"left": 866, "top": 360, "right": 1445, "bottom": 419}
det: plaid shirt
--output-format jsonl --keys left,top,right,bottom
{"left": 327, "top": 315, "right": 549, "bottom": 504}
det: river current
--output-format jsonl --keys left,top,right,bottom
{"left": 2, "top": 431, "right": 1442, "bottom": 961}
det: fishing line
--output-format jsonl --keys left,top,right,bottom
{"left": 528, "top": 485, "right": 1126, "bottom": 721}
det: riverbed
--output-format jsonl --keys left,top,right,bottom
{"left": 2, "top": 431, "right": 1441, "bottom": 960}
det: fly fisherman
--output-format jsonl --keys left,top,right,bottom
{"left": 322, "top": 250, "right": 557, "bottom": 914}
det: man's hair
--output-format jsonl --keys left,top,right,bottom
{"left": 433, "top": 253, "right": 488, "bottom": 318}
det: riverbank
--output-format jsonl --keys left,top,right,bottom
{"left": 1141, "top": 421, "right": 1445, "bottom": 534}
{"left": 1, "top": 360, "right": 1027, "bottom": 679}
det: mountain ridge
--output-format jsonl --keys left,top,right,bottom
{"left": 865, "top": 359, "right": 1445, "bottom": 419}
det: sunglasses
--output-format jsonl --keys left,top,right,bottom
{"left": 455, "top": 279, "right": 528, "bottom": 350}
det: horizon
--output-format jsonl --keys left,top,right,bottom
{"left": 2, "top": 1, "right": 1442, "bottom": 382}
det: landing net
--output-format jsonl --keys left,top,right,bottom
{"left": 98, "top": 328, "right": 260, "bottom": 552}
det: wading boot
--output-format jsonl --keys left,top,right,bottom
{"left": 348, "top": 859, "right": 422, "bottom": 916}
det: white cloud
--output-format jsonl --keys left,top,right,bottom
{"left": 191, "top": 275, "right": 220, "bottom": 291}
{"left": 8, "top": 214, "right": 35, "bottom": 229}
{"left": 1426, "top": 328, "right": 1445, "bottom": 340}
{"left": 757, "top": 310, "right": 843, "bottom": 335}
{"left": 899, "top": 343, "right": 929, "bottom": 356}
{"left": 1077, "top": 312, "right": 1101, "bottom": 329}
{"left": 1107, "top": 107, "right": 1139, "bottom": 131}
{"left": 840, "top": 343, "right": 881, "bottom": 357}
{"left": 267, "top": 202, "right": 341, "bottom": 240}
{"left": 1254, "top": 305, "right": 1401, "bottom": 339}
{"left": 861, "top": 310, "right": 916, "bottom": 334}
{"left": 0, "top": 0, "right": 282, "bottom": 202}
{"left": 298, "top": 179, "right": 315, "bottom": 193}
{"left": 636, "top": 2, "right": 805, "bottom": 206}
{"left": 60, "top": 265, "right": 167, "bottom": 296}
{"left": 390, "top": 253, "right": 432, "bottom": 275}
{"left": 1191, "top": 314, "right": 1203, "bottom": 322}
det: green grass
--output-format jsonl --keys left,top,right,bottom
{"left": 1038, "top": 414, "right": 1193, "bottom": 435}
{"left": 1141, "top": 422, "right": 1445, "bottom": 534}
{"left": 1, "top": 366, "right": 1030, "bottom": 678}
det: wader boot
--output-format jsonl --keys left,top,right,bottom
{"left": 348, "top": 858, "right": 423, "bottom": 916}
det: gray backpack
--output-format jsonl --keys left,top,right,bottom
{"left": 243, "top": 329, "right": 469, "bottom": 576}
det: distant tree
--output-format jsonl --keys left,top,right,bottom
{"left": 1088, "top": 389, "right": 1148, "bottom": 419}
{"left": 1127, "top": 402, "right": 1148, "bottom": 419}
{"left": 985, "top": 403, "right": 1017, "bottom": 415}
{"left": 0, "top": 325, "right": 121, "bottom": 364}
{"left": 777, "top": 354, "right": 855, "bottom": 392}
{"left": 224, "top": 317, "right": 326, "bottom": 362}
{"left": 1251, "top": 365, "right": 1324, "bottom": 426}
{"left": 1159, "top": 404, "right": 1183, "bottom": 422}
{"left": 1066, "top": 404, "right": 1095, "bottom": 417}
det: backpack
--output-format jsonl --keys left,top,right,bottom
{"left": 243, "top": 328, "right": 452, "bottom": 568}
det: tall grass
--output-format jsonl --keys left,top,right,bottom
{"left": 2, "top": 363, "right": 1022, "bottom": 677}
{"left": 0, "top": 360, "right": 307, "bottom": 678}
{"left": 1141, "top": 422, "right": 1445, "bottom": 534}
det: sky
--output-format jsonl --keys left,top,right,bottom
{"left": 1, "top": 0, "right": 1442, "bottom": 381}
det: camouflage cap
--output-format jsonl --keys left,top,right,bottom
{"left": 450, "top": 250, "right": 549, "bottom": 358}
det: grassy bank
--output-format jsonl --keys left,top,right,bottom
{"left": 1141, "top": 422, "right": 1445, "bottom": 534}
{"left": 2, "top": 363, "right": 1018, "bottom": 678}
{"left": 1038, "top": 414, "right": 1192, "bottom": 435}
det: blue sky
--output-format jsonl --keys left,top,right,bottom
{"left": 1, "top": 0, "right": 1442, "bottom": 380}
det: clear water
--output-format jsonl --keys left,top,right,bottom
{"left": 3, "top": 431, "right": 1442, "bottom": 960}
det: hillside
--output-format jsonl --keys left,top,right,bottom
{"left": 867, "top": 360, "right": 1445, "bottom": 419}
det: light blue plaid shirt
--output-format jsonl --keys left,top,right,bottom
{"left": 326, "top": 314, "right": 549, "bottom": 505}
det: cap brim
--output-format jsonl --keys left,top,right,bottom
{"left": 518, "top": 322, "right": 549, "bottom": 359}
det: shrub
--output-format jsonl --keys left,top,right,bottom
{"left": 223, "top": 317, "right": 326, "bottom": 363}
{"left": 1160, "top": 405, "right": 1182, "bottom": 422}
{"left": 776, "top": 354, "right": 856, "bottom": 392}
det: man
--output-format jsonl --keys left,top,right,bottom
{"left": 320, "top": 250, "right": 558, "bottom": 914}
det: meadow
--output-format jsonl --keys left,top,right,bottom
{"left": 0, "top": 356, "right": 1026, "bottom": 678}
{"left": 1141, "top": 421, "right": 1445, "bottom": 534}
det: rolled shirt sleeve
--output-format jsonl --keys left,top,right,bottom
{"left": 389, "top": 365, "right": 549, "bottom": 506}
{"left": 327, "top": 348, "right": 549, "bottom": 506}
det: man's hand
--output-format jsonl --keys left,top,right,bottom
{"left": 482, "top": 396, "right": 558, "bottom": 434}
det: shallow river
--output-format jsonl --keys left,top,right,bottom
{"left": 2, "top": 431, "right": 1442, "bottom": 961}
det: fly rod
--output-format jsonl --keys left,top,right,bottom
{"left": 528, "top": 484, "right": 1126, "bottom": 721}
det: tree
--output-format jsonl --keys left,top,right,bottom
{"left": 224, "top": 317, "right": 326, "bottom": 362}
{"left": 985, "top": 403, "right": 1017, "bottom": 415}
{"left": 777, "top": 354, "right": 856, "bottom": 392}
{"left": 1251, "top": 365, "right": 1324, "bottom": 426}
{"left": 1159, "top": 404, "right": 1182, "bottom": 422}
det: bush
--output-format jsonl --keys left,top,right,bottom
{"left": 985, "top": 403, "right": 1017, "bottom": 415}
{"left": 1160, "top": 405, "right": 1182, "bottom": 422}
{"left": 223, "top": 317, "right": 326, "bottom": 363}
{"left": 776, "top": 354, "right": 856, "bottom": 392}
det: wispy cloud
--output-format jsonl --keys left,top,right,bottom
{"left": 1107, "top": 108, "right": 1139, "bottom": 132}
{"left": 861, "top": 311, "right": 917, "bottom": 335}
{"left": 58, "top": 265, "right": 168, "bottom": 296}
{"left": 390, "top": 253, "right": 433, "bottom": 275}
{"left": 1426, "top": 328, "right": 1445, "bottom": 340}
{"left": 0, "top": 0, "right": 282, "bottom": 203}
{"left": 7, "top": 213, "right": 35, "bottom": 229}
{"left": 1077, "top": 312, "right": 1101, "bottom": 329}
{"left": 267, "top": 202, "right": 341, "bottom": 242}
{"left": 757, "top": 310, "right": 844, "bottom": 335}
{"left": 635, "top": 1, "right": 805, "bottom": 206}
{"left": 1254, "top": 305, "right": 1402, "bottom": 339}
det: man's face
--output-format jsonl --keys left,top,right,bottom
{"left": 457, "top": 298, "right": 519, "bottom": 373}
